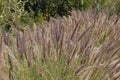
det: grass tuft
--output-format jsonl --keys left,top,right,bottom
{"left": 0, "top": 9, "right": 120, "bottom": 80}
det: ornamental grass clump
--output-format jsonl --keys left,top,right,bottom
{"left": 0, "top": 9, "right": 120, "bottom": 80}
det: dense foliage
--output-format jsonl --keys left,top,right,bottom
{"left": 0, "top": 0, "right": 120, "bottom": 30}
{"left": 24, "top": 0, "right": 120, "bottom": 20}
{"left": 24, "top": 0, "right": 72, "bottom": 21}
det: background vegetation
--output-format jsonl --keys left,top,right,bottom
{"left": 0, "top": 0, "right": 120, "bottom": 28}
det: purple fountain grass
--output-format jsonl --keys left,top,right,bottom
{"left": 0, "top": 9, "right": 120, "bottom": 80}
{"left": 0, "top": 35, "right": 2, "bottom": 53}
{"left": 16, "top": 30, "right": 26, "bottom": 58}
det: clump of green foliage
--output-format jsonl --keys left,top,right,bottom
{"left": 24, "top": 0, "right": 120, "bottom": 21}
{"left": 24, "top": 0, "right": 72, "bottom": 21}
{"left": 0, "top": 0, "right": 44, "bottom": 32}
